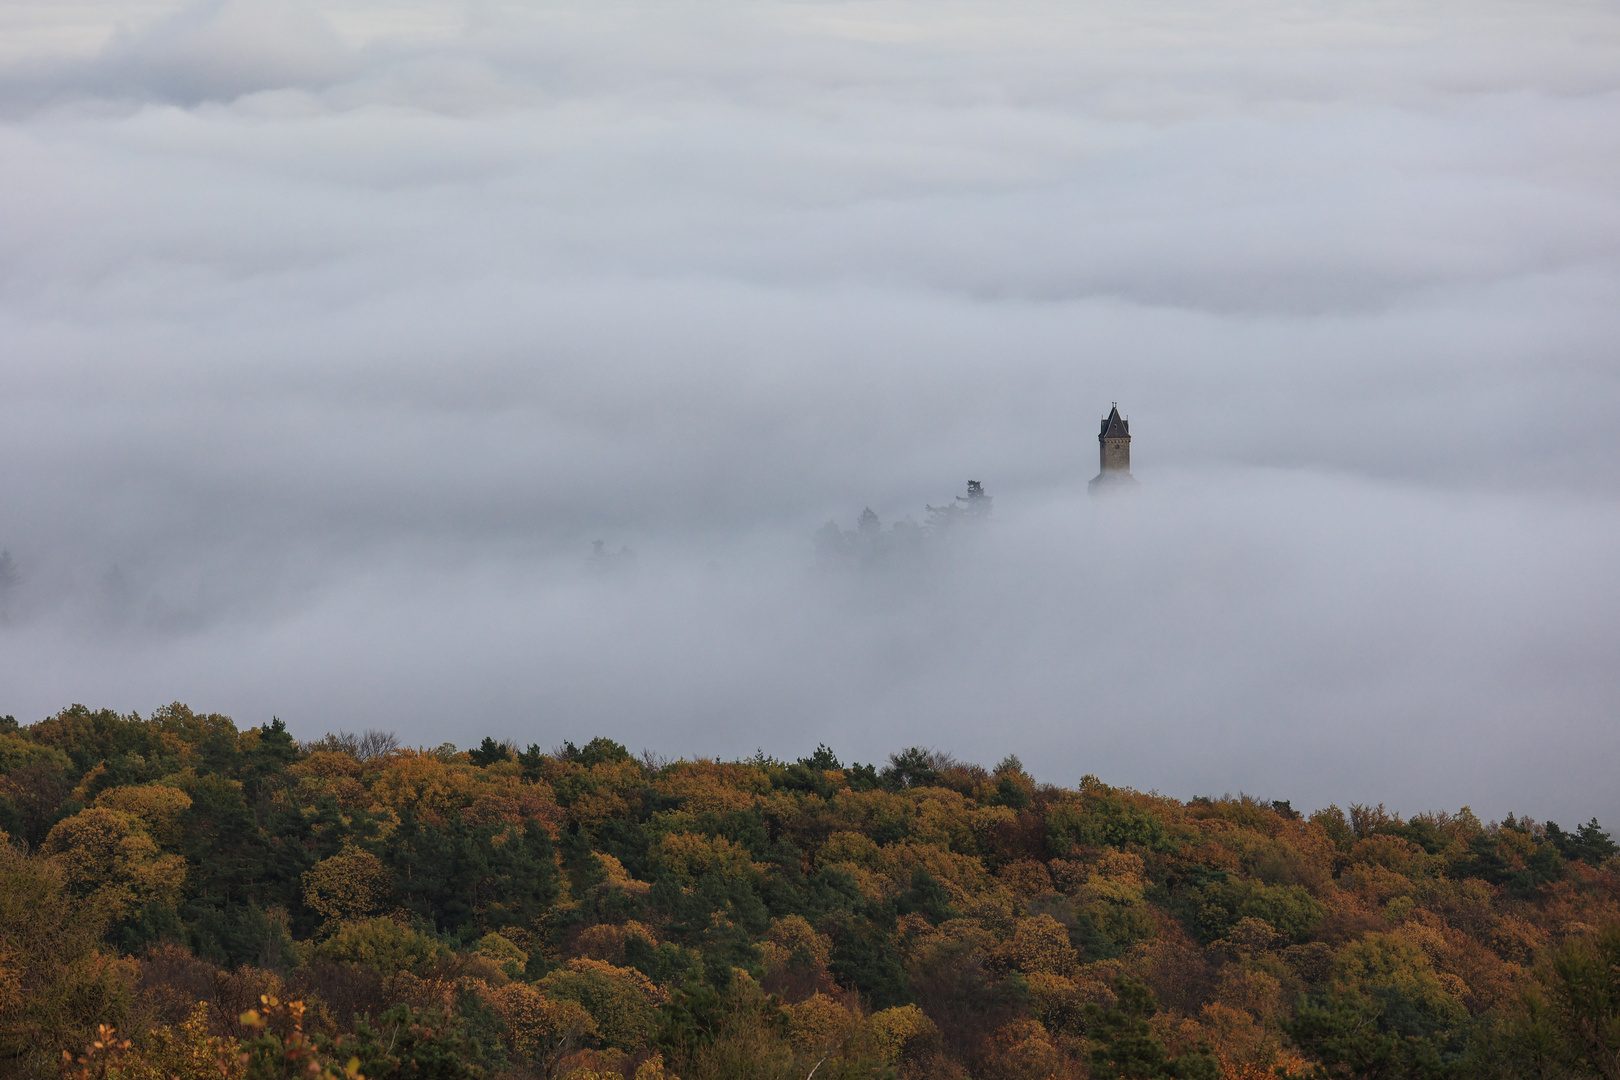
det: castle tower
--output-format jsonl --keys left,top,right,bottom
{"left": 1089, "top": 403, "right": 1138, "bottom": 493}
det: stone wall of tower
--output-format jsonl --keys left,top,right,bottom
{"left": 1100, "top": 436, "right": 1131, "bottom": 473}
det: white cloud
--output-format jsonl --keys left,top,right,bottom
{"left": 99, "top": 0, "right": 357, "bottom": 100}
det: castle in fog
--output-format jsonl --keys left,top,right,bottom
{"left": 1089, "top": 403, "right": 1137, "bottom": 493}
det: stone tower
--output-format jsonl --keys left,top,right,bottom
{"left": 1088, "top": 403, "right": 1138, "bottom": 493}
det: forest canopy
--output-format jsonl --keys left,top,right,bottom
{"left": 1, "top": 704, "right": 1618, "bottom": 1080}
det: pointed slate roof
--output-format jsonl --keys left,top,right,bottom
{"left": 1099, "top": 404, "right": 1129, "bottom": 439}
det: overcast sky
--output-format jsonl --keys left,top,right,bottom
{"left": 1, "top": 0, "right": 1617, "bottom": 825}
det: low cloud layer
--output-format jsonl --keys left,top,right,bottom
{"left": 1, "top": 0, "right": 1617, "bottom": 823}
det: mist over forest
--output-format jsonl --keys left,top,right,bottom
{"left": 2, "top": 0, "right": 1620, "bottom": 829}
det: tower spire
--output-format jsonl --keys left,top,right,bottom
{"left": 1089, "top": 403, "right": 1138, "bottom": 493}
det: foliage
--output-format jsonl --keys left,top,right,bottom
{"left": 1283, "top": 988, "right": 1458, "bottom": 1080}
{"left": 3, "top": 702, "right": 1620, "bottom": 1080}
{"left": 1049, "top": 792, "right": 1180, "bottom": 853}
{"left": 478, "top": 982, "right": 595, "bottom": 1075}
{"left": 238, "top": 996, "right": 365, "bottom": 1080}
{"left": 311, "top": 919, "right": 444, "bottom": 976}
{"left": 1477, "top": 922, "right": 1620, "bottom": 1079}
{"left": 59, "top": 1005, "right": 243, "bottom": 1080}
{"left": 866, "top": 1004, "right": 935, "bottom": 1065}
{"left": 303, "top": 849, "right": 391, "bottom": 924}
{"left": 0, "top": 842, "right": 136, "bottom": 1071}
{"left": 339, "top": 1003, "right": 485, "bottom": 1080}
{"left": 538, "top": 959, "right": 664, "bottom": 1051}
{"left": 1544, "top": 818, "right": 1620, "bottom": 867}
{"left": 1085, "top": 977, "right": 1219, "bottom": 1080}
{"left": 1184, "top": 879, "right": 1326, "bottom": 944}
{"left": 43, "top": 807, "right": 188, "bottom": 927}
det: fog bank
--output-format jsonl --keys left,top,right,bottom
{"left": 1, "top": 0, "right": 1618, "bottom": 823}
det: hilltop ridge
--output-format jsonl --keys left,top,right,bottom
{"left": 2, "top": 704, "right": 1617, "bottom": 1080}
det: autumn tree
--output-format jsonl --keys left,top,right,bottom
{"left": 0, "top": 842, "right": 134, "bottom": 1075}
{"left": 1086, "top": 977, "right": 1218, "bottom": 1080}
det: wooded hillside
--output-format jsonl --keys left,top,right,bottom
{"left": 2, "top": 704, "right": 1617, "bottom": 1080}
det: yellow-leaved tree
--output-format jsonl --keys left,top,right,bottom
{"left": 1004, "top": 913, "right": 1078, "bottom": 977}
{"left": 867, "top": 1004, "right": 938, "bottom": 1065}
{"left": 783, "top": 993, "right": 857, "bottom": 1051}
{"left": 42, "top": 808, "right": 186, "bottom": 926}
{"left": 760, "top": 915, "right": 832, "bottom": 976}
{"left": 310, "top": 917, "right": 444, "bottom": 976}
{"left": 92, "top": 785, "right": 192, "bottom": 848}
{"left": 302, "top": 848, "right": 390, "bottom": 924}
{"left": 479, "top": 981, "right": 596, "bottom": 1077}
{"left": 538, "top": 959, "right": 665, "bottom": 1051}
{"left": 653, "top": 833, "right": 761, "bottom": 885}
{"left": 0, "top": 842, "right": 135, "bottom": 1075}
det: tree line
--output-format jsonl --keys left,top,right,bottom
{"left": 1, "top": 704, "right": 1618, "bottom": 1080}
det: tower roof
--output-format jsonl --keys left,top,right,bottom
{"left": 1099, "top": 404, "right": 1129, "bottom": 439}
